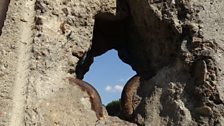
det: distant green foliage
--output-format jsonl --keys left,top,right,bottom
{"left": 106, "top": 99, "right": 121, "bottom": 117}
{"left": 107, "top": 99, "right": 120, "bottom": 107}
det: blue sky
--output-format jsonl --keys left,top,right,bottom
{"left": 83, "top": 49, "right": 136, "bottom": 105}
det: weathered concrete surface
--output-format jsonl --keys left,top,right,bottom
{"left": 1, "top": 0, "right": 224, "bottom": 126}
{"left": 118, "top": 0, "right": 224, "bottom": 125}
{"left": 0, "top": 0, "right": 10, "bottom": 33}
{"left": 0, "top": 0, "right": 136, "bottom": 125}
{"left": 196, "top": 0, "right": 224, "bottom": 103}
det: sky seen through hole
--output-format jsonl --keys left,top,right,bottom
{"left": 84, "top": 49, "right": 136, "bottom": 105}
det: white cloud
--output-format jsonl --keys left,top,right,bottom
{"left": 105, "top": 86, "right": 112, "bottom": 91}
{"left": 104, "top": 84, "right": 124, "bottom": 93}
{"left": 114, "top": 85, "right": 123, "bottom": 92}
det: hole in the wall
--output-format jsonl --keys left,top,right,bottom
{"left": 83, "top": 49, "right": 136, "bottom": 105}
{"left": 0, "top": 0, "right": 10, "bottom": 35}
{"left": 75, "top": 12, "right": 135, "bottom": 118}
{"left": 75, "top": 3, "right": 181, "bottom": 122}
{"left": 75, "top": 12, "right": 129, "bottom": 80}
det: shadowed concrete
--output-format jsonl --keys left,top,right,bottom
{"left": 0, "top": 0, "right": 10, "bottom": 34}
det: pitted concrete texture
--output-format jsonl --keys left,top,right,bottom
{"left": 0, "top": 0, "right": 224, "bottom": 126}
{"left": 0, "top": 0, "right": 136, "bottom": 125}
